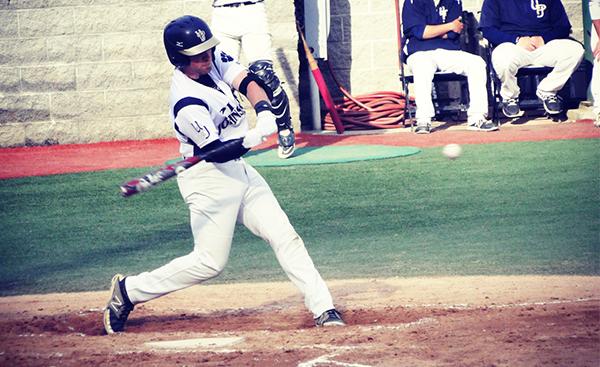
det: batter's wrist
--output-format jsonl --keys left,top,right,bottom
{"left": 254, "top": 100, "right": 272, "bottom": 114}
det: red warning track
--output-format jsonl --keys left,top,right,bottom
{"left": 0, "top": 120, "right": 598, "bottom": 179}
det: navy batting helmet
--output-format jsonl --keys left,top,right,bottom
{"left": 163, "top": 15, "right": 220, "bottom": 67}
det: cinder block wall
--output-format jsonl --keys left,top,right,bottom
{"left": 0, "top": 0, "right": 298, "bottom": 147}
{"left": 0, "top": 0, "right": 584, "bottom": 147}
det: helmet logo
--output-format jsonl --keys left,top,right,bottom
{"left": 195, "top": 29, "right": 206, "bottom": 41}
{"left": 175, "top": 41, "right": 184, "bottom": 48}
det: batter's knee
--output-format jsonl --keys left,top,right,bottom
{"left": 190, "top": 249, "right": 228, "bottom": 279}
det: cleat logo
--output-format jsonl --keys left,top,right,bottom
{"left": 109, "top": 295, "right": 123, "bottom": 313}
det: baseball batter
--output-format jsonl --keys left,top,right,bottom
{"left": 103, "top": 15, "right": 345, "bottom": 334}
{"left": 210, "top": 0, "right": 296, "bottom": 159}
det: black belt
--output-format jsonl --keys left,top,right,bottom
{"left": 215, "top": 0, "right": 263, "bottom": 8}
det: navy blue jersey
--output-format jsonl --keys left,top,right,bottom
{"left": 479, "top": 0, "right": 571, "bottom": 47}
{"left": 402, "top": 0, "right": 463, "bottom": 59}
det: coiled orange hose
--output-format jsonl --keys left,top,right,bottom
{"left": 322, "top": 61, "right": 414, "bottom": 131}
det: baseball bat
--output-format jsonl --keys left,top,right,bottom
{"left": 119, "top": 138, "right": 245, "bottom": 197}
{"left": 297, "top": 24, "right": 345, "bottom": 134}
{"left": 119, "top": 155, "right": 202, "bottom": 197}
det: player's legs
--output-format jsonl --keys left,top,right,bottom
{"left": 491, "top": 42, "right": 533, "bottom": 101}
{"left": 237, "top": 162, "right": 336, "bottom": 318}
{"left": 406, "top": 51, "right": 437, "bottom": 133}
{"left": 238, "top": 2, "right": 272, "bottom": 62}
{"left": 433, "top": 50, "right": 489, "bottom": 121}
{"left": 531, "top": 39, "right": 584, "bottom": 96}
{"left": 124, "top": 161, "right": 245, "bottom": 304}
{"left": 590, "top": 31, "right": 600, "bottom": 124}
{"left": 211, "top": 7, "right": 243, "bottom": 60}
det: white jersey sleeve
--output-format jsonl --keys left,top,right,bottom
{"left": 174, "top": 103, "right": 219, "bottom": 150}
{"left": 591, "top": 0, "right": 600, "bottom": 20}
{"left": 212, "top": 47, "right": 246, "bottom": 86}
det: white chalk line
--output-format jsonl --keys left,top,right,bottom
{"left": 355, "top": 297, "right": 599, "bottom": 311}
{"left": 298, "top": 352, "right": 373, "bottom": 367}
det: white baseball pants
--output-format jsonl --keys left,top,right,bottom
{"left": 406, "top": 49, "right": 489, "bottom": 122}
{"left": 125, "top": 159, "right": 335, "bottom": 318}
{"left": 491, "top": 39, "right": 585, "bottom": 101}
{"left": 591, "top": 26, "right": 600, "bottom": 115}
{"left": 211, "top": 2, "right": 272, "bottom": 63}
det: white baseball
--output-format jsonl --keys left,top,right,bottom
{"left": 442, "top": 143, "right": 462, "bottom": 159}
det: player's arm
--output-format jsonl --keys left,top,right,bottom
{"left": 232, "top": 71, "right": 277, "bottom": 148}
{"left": 423, "top": 18, "right": 463, "bottom": 39}
{"left": 175, "top": 105, "right": 249, "bottom": 163}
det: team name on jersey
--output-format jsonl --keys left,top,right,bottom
{"left": 218, "top": 103, "right": 246, "bottom": 135}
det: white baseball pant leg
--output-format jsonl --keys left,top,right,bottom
{"left": 211, "top": 2, "right": 272, "bottom": 63}
{"left": 125, "top": 159, "right": 335, "bottom": 318}
{"left": 492, "top": 40, "right": 584, "bottom": 100}
{"left": 238, "top": 162, "right": 335, "bottom": 317}
{"left": 406, "top": 49, "right": 489, "bottom": 121}
{"left": 591, "top": 28, "right": 600, "bottom": 115}
{"left": 124, "top": 160, "right": 246, "bottom": 303}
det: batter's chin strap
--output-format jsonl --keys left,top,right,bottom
{"left": 238, "top": 73, "right": 273, "bottom": 100}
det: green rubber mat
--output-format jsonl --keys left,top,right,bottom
{"left": 167, "top": 145, "right": 421, "bottom": 167}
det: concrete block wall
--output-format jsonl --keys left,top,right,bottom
{"left": 0, "top": 0, "right": 298, "bottom": 147}
{"left": 0, "top": 0, "right": 585, "bottom": 146}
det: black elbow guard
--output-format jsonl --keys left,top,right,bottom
{"left": 199, "top": 138, "right": 250, "bottom": 163}
{"left": 238, "top": 73, "right": 273, "bottom": 100}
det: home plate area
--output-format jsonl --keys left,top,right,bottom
{"left": 1, "top": 277, "right": 598, "bottom": 366}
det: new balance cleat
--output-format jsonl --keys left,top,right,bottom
{"left": 467, "top": 117, "right": 498, "bottom": 132}
{"left": 536, "top": 90, "right": 562, "bottom": 115}
{"left": 103, "top": 274, "right": 134, "bottom": 334}
{"left": 502, "top": 98, "right": 522, "bottom": 118}
{"left": 315, "top": 309, "right": 346, "bottom": 327}
{"left": 414, "top": 120, "right": 431, "bottom": 134}
{"left": 277, "top": 128, "right": 295, "bottom": 159}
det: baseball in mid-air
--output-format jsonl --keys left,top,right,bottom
{"left": 442, "top": 143, "right": 462, "bottom": 159}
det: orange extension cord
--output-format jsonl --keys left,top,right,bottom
{"left": 322, "top": 61, "right": 414, "bottom": 131}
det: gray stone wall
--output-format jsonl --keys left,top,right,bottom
{"left": 0, "top": 0, "right": 585, "bottom": 146}
{"left": 0, "top": 0, "right": 298, "bottom": 147}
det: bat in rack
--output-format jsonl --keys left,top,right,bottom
{"left": 119, "top": 155, "right": 202, "bottom": 197}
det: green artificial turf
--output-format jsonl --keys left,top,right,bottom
{"left": 0, "top": 139, "right": 598, "bottom": 296}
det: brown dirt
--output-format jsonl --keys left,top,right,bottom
{"left": 0, "top": 276, "right": 598, "bottom": 366}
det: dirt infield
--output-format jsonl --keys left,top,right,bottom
{"left": 1, "top": 120, "right": 598, "bottom": 366}
{"left": 0, "top": 276, "right": 598, "bottom": 366}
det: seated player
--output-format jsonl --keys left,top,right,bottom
{"left": 479, "top": 0, "right": 585, "bottom": 118}
{"left": 402, "top": 0, "right": 496, "bottom": 134}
